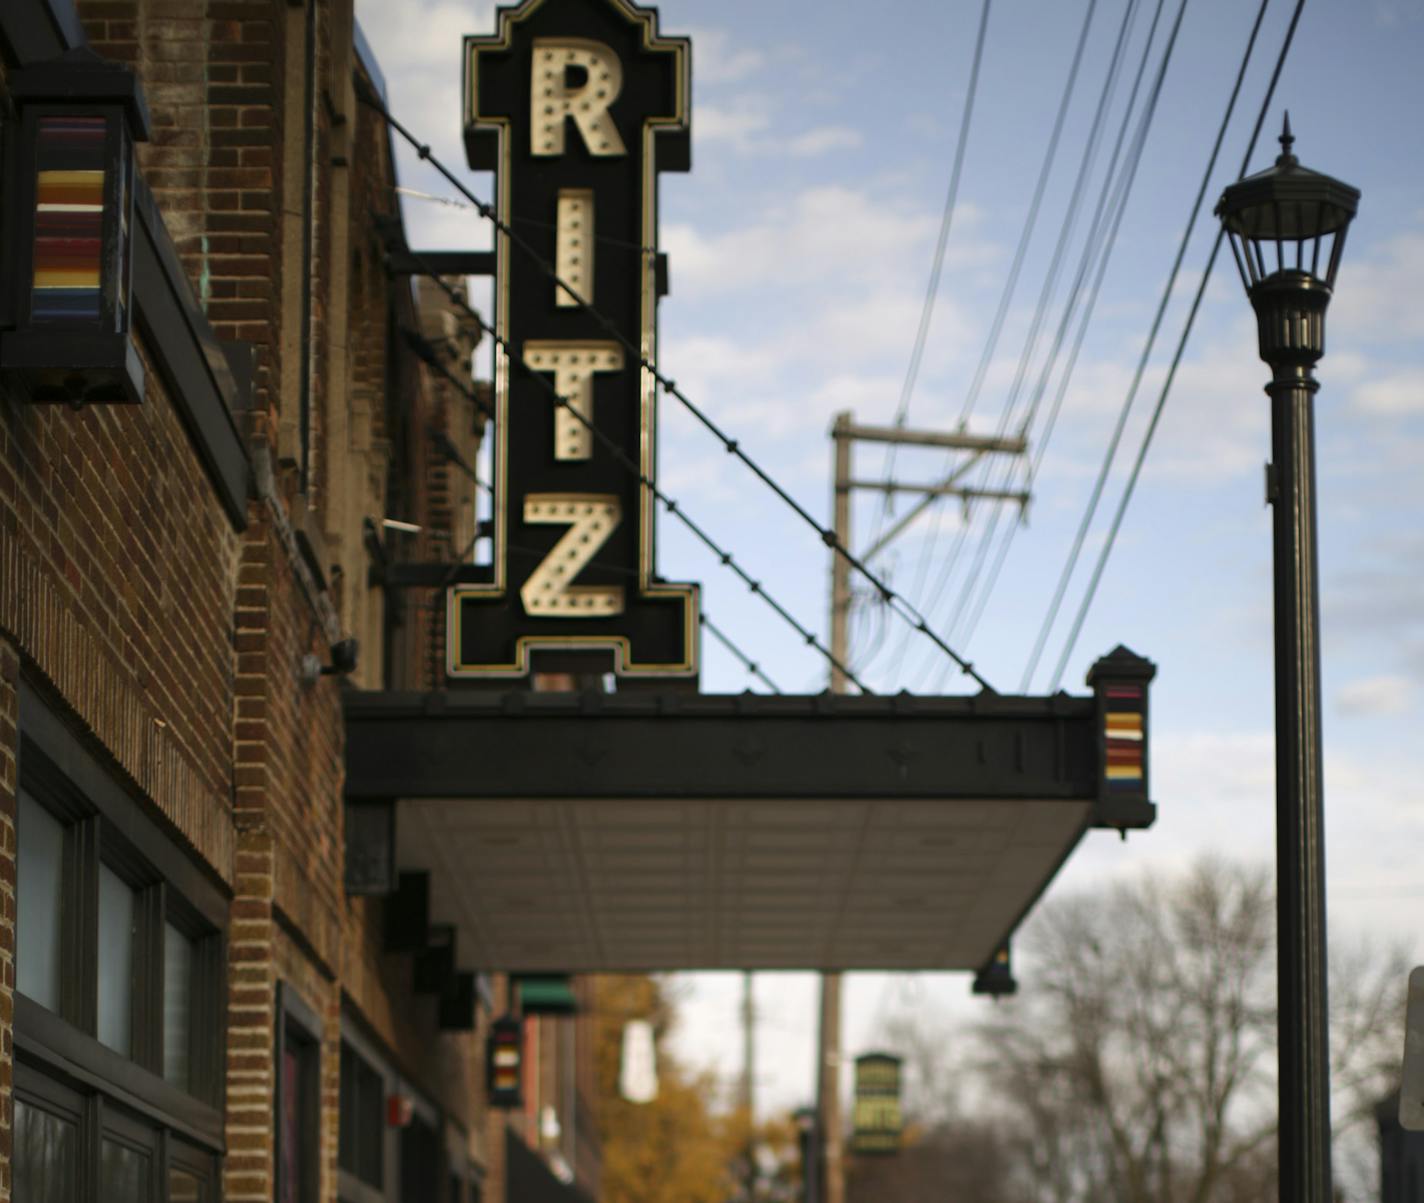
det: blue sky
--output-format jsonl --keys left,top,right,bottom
{"left": 355, "top": 0, "right": 1424, "bottom": 1114}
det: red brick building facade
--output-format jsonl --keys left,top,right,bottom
{"left": 0, "top": 2, "right": 600, "bottom": 1201}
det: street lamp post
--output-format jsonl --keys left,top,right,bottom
{"left": 794, "top": 1106, "right": 819, "bottom": 1203}
{"left": 1215, "top": 115, "right": 1359, "bottom": 1203}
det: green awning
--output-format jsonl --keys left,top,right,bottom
{"left": 517, "top": 975, "right": 578, "bottom": 1015}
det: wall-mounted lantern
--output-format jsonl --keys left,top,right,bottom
{"left": 0, "top": 47, "right": 151, "bottom": 406}
{"left": 972, "top": 942, "right": 1018, "bottom": 998}
{"left": 487, "top": 1015, "right": 524, "bottom": 1108}
{"left": 1088, "top": 644, "right": 1157, "bottom": 833}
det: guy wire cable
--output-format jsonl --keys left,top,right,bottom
{"left": 359, "top": 82, "right": 993, "bottom": 692}
{"left": 892, "top": 0, "right": 1151, "bottom": 691}
{"left": 872, "top": 0, "right": 993, "bottom": 545}
{"left": 700, "top": 613, "right": 782, "bottom": 693}
{"left": 943, "top": 0, "right": 1203, "bottom": 672}
{"left": 399, "top": 305, "right": 867, "bottom": 692}
{"left": 862, "top": 0, "right": 1104, "bottom": 683}
{"left": 961, "top": 0, "right": 1274, "bottom": 660}
{"left": 1045, "top": 0, "right": 1307, "bottom": 692}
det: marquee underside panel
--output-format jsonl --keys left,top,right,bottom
{"left": 396, "top": 793, "right": 1094, "bottom": 972}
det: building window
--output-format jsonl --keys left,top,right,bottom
{"left": 14, "top": 682, "right": 226, "bottom": 1202}
{"left": 99, "top": 1131, "right": 152, "bottom": 1203}
{"left": 277, "top": 984, "right": 322, "bottom": 1203}
{"left": 164, "top": 921, "right": 196, "bottom": 1091}
{"left": 96, "top": 861, "right": 138, "bottom": 1055}
{"left": 16, "top": 789, "right": 65, "bottom": 1011}
{"left": 340, "top": 1040, "right": 386, "bottom": 1189}
{"left": 399, "top": 1111, "right": 441, "bottom": 1202}
{"left": 13, "top": 1094, "right": 78, "bottom": 1203}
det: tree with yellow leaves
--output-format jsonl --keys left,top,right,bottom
{"left": 592, "top": 975, "right": 744, "bottom": 1203}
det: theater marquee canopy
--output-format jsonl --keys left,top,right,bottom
{"left": 342, "top": 648, "right": 1156, "bottom": 973}
{"left": 351, "top": 0, "right": 1159, "bottom": 980}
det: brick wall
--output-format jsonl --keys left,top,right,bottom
{"left": 0, "top": 348, "right": 241, "bottom": 879}
{"left": 82, "top": 0, "right": 288, "bottom": 424}
{"left": 224, "top": 831, "right": 275, "bottom": 1203}
{"left": 0, "top": 637, "right": 17, "bottom": 1203}
{"left": 4, "top": 4, "right": 502, "bottom": 1199}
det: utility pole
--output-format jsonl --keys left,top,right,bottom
{"left": 815, "top": 414, "right": 856, "bottom": 1203}
{"left": 743, "top": 971, "right": 756, "bottom": 1202}
{"left": 816, "top": 410, "right": 1027, "bottom": 1203}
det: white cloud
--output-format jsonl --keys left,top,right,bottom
{"left": 664, "top": 187, "right": 989, "bottom": 298}
{"left": 657, "top": 186, "right": 1000, "bottom": 448}
{"left": 1331, "top": 226, "right": 1424, "bottom": 344}
{"left": 696, "top": 104, "right": 772, "bottom": 148}
{"left": 688, "top": 28, "right": 766, "bottom": 84}
{"left": 1336, "top": 674, "right": 1412, "bottom": 716}
{"left": 695, "top": 111, "right": 863, "bottom": 160}
{"left": 1350, "top": 369, "right": 1424, "bottom": 415}
{"left": 787, "top": 125, "right": 863, "bottom": 157}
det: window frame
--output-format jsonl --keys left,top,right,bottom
{"left": 12, "top": 1061, "right": 87, "bottom": 1203}
{"left": 275, "top": 982, "right": 323, "bottom": 1203}
{"left": 338, "top": 1038, "right": 387, "bottom": 1199}
{"left": 98, "top": 1100, "right": 161, "bottom": 1203}
{"left": 337, "top": 1013, "right": 397, "bottom": 1203}
{"left": 398, "top": 1101, "right": 443, "bottom": 1203}
{"left": 14, "top": 681, "right": 227, "bottom": 1152}
{"left": 165, "top": 1132, "right": 218, "bottom": 1203}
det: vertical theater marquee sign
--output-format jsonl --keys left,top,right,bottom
{"left": 451, "top": 0, "right": 699, "bottom": 680}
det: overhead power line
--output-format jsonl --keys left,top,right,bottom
{"left": 941, "top": 0, "right": 1200, "bottom": 673}
{"left": 938, "top": 0, "right": 1177, "bottom": 667}
{"left": 863, "top": 0, "right": 1105, "bottom": 683}
{"left": 1044, "top": 0, "right": 1307, "bottom": 692}
{"left": 876, "top": 0, "right": 994, "bottom": 511}
{"left": 358, "top": 82, "right": 993, "bottom": 693}
{"left": 1021, "top": 0, "right": 1272, "bottom": 689}
{"left": 885, "top": 0, "right": 1149, "bottom": 690}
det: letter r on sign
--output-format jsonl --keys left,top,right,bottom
{"left": 531, "top": 38, "right": 627, "bottom": 157}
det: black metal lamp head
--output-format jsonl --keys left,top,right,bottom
{"left": 1215, "top": 115, "right": 1360, "bottom": 371}
{"left": 0, "top": 47, "right": 152, "bottom": 406}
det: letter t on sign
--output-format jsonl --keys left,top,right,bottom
{"left": 522, "top": 342, "right": 624, "bottom": 461}
{"left": 531, "top": 38, "right": 627, "bottom": 157}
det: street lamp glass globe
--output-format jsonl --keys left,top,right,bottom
{"left": 1214, "top": 113, "right": 1361, "bottom": 294}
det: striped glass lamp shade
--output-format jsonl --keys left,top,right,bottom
{"left": 31, "top": 115, "right": 109, "bottom": 324}
{"left": 1103, "top": 685, "right": 1146, "bottom": 791}
{"left": 1087, "top": 645, "right": 1157, "bottom": 825}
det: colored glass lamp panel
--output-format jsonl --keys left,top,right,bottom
{"left": 487, "top": 1017, "right": 524, "bottom": 1107}
{"left": 1103, "top": 684, "right": 1145, "bottom": 790}
{"left": 31, "top": 115, "right": 109, "bottom": 324}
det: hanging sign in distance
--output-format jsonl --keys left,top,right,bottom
{"left": 851, "top": 1052, "right": 904, "bottom": 1155}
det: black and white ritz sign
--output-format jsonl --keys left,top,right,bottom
{"left": 450, "top": 0, "right": 699, "bottom": 680}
